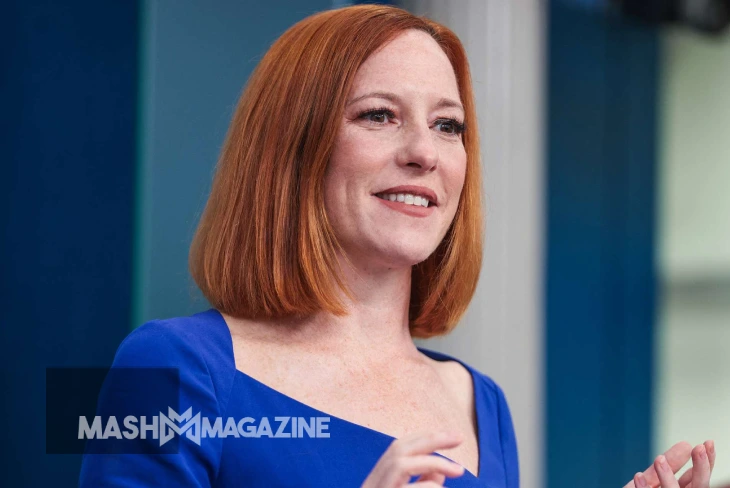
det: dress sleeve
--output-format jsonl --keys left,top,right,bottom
{"left": 496, "top": 384, "right": 520, "bottom": 488}
{"left": 78, "top": 320, "right": 222, "bottom": 487}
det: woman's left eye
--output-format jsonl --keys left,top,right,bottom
{"left": 435, "top": 119, "right": 465, "bottom": 135}
{"left": 358, "top": 108, "right": 395, "bottom": 124}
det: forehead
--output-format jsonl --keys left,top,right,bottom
{"left": 349, "top": 29, "right": 461, "bottom": 102}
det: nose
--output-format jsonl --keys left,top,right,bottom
{"left": 397, "top": 123, "right": 439, "bottom": 171}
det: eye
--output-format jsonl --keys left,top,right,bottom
{"left": 434, "top": 118, "right": 466, "bottom": 136}
{"left": 357, "top": 107, "right": 396, "bottom": 125}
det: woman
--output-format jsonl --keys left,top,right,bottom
{"left": 79, "top": 5, "right": 715, "bottom": 487}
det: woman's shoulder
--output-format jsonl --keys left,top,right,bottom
{"left": 111, "top": 309, "right": 236, "bottom": 392}
{"left": 80, "top": 309, "right": 232, "bottom": 486}
{"left": 113, "top": 308, "right": 226, "bottom": 362}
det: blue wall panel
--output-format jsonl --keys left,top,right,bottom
{"left": 0, "top": 0, "right": 140, "bottom": 486}
{"left": 546, "top": 2, "right": 659, "bottom": 487}
{"left": 133, "top": 0, "right": 333, "bottom": 326}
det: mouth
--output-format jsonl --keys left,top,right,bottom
{"left": 371, "top": 193, "right": 436, "bottom": 218}
{"left": 371, "top": 189, "right": 437, "bottom": 208}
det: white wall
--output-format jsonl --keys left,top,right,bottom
{"left": 401, "top": 2, "right": 546, "bottom": 487}
{"left": 657, "top": 27, "right": 730, "bottom": 486}
{"left": 659, "top": 28, "right": 730, "bottom": 281}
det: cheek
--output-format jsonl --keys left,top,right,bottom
{"left": 329, "top": 131, "right": 389, "bottom": 186}
{"left": 444, "top": 146, "right": 468, "bottom": 194}
{"left": 324, "top": 134, "right": 355, "bottom": 193}
{"left": 324, "top": 135, "right": 373, "bottom": 216}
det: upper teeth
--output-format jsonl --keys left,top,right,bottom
{"left": 377, "top": 193, "right": 432, "bottom": 207}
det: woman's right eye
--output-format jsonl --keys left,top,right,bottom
{"left": 358, "top": 108, "right": 396, "bottom": 125}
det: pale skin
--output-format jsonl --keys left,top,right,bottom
{"left": 223, "top": 29, "right": 717, "bottom": 487}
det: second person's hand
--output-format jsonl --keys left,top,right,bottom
{"left": 624, "top": 440, "right": 715, "bottom": 488}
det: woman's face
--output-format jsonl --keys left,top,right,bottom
{"left": 324, "top": 29, "right": 468, "bottom": 271}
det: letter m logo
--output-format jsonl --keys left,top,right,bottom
{"left": 159, "top": 407, "right": 201, "bottom": 446}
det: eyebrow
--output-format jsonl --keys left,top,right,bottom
{"left": 346, "top": 91, "right": 464, "bottom": 114}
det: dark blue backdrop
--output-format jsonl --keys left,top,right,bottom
{"left": 546, "top": 2, "right": 659, "bottom": 487}
{"left": 2, "top": 0, "right": 333, "bottom": 485}
{"left": 1, "top": 0, "right": 140, "bottom": 485}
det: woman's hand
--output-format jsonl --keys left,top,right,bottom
{"left": 623, "top": 440, "right": 715, "bottom": 488}
{"left": 361, "top": 430, "right": 466, "bottom": 487}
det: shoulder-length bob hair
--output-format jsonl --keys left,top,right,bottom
{"left": 189, "top": 4, "right": 483, "bottom": 339}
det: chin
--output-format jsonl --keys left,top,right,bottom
{"left": 380, "top": 245, "right": 438, "bottom": 268}
{"left": 342, "top": 235, "right": 440, "bottom": 269}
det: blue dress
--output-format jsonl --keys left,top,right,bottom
{"left": 79, "top": 308, "right": 519, "bottom": 487}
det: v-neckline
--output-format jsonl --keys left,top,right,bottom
{"left": 210, "top": 308, "right": 484, "bottom": 481}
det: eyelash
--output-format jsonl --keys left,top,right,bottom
{"left": 356, "top": 107, "right": 466, "bottom": 136}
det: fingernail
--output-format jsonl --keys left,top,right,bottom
{"left": 657, "top": 455, "right": 668, "bottom": 471}
{"left": 636, "top": 473, "right": 648, "bottom": 487}
{"left": 700, "top": 445, "right": 707, "bottom": 460}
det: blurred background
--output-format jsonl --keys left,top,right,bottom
{"left": 2, "top": 0, "right": 728, "bottom": 486}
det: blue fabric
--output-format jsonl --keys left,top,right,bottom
{"left": 79, "top": 308, "right": 519, "bottom": 487}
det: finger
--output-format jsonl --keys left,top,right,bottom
{"left": 393, "top": 454, "right": 464, "bottom": 481}
{"left": 704, "top": 440, "right": 715, "bottom": 473}
{"left": 681, "top": 443, "right": 715, "bottom": 488}
{"left": 414, "top": 471, "right": 446, "bottom": 484}
{"left": 392, "top": 431, "right": 463, "bottom": 458}
{"left": 655, "top": 455, "right": 680, "bottom": 488}
{"left": 689, "top": 445, "right": 710, "bottom": 488}
{"left": 677, "top": 467, "right": 693, "bottom": 487}
{"left": 663, "top": 441, "right": 693, "bottom": 473}
{"left": 640, "top": 442, "right": 692, "bottom": 487}
{"left": 408, "top": 482, "right": 444, "bottom": 487}
{"left": 634, "top": 471, "right": 650, "bottom": 487}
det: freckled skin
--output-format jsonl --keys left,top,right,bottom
{"left": 324, "top": 29, "right": 467, "bottom": 272}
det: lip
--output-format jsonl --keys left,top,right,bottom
{"left": 372, "top": 194, "right": 436, "bottom": 218}
{"left": 372, "top": 185, "right": 439, "bottom": 206}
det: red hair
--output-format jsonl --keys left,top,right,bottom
{"left": 188, "top": 4, "right": 483, "bottom": 338}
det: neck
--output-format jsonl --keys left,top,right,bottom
{"left": 282, "top": 250, "right": 421, "bottom": 364}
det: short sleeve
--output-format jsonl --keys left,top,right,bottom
{"left": 78, "top": 320, "right": 223, "bottom": 487}
{"left": 496, "top": 384, "right": 520, "bottom": 488}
